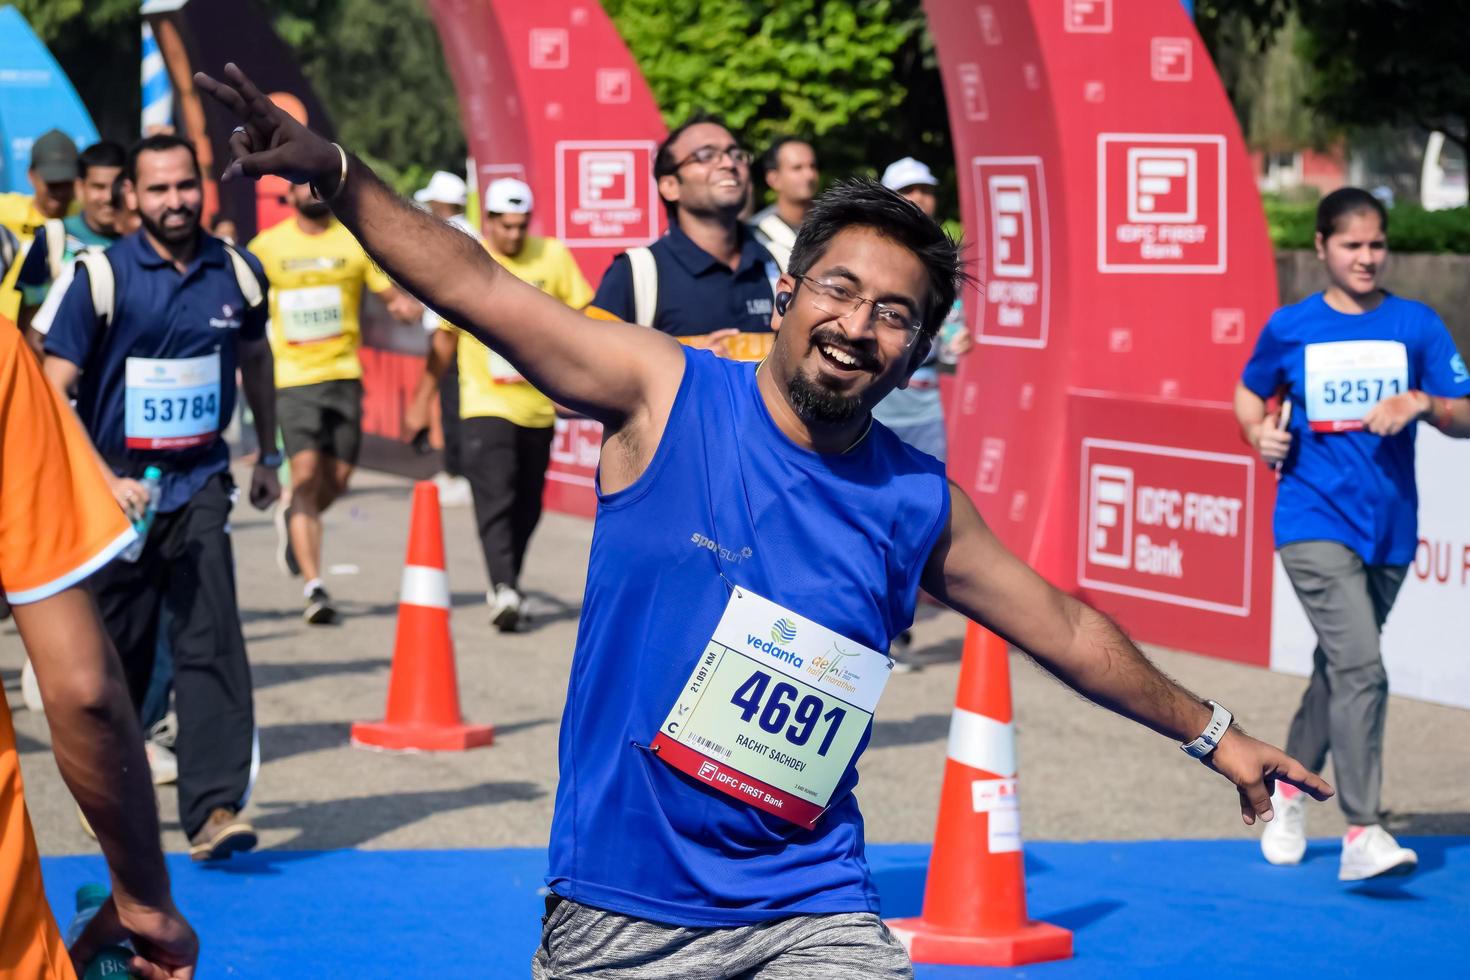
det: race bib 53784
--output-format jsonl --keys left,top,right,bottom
{"left": 125, "top": 353, "right": 221, "bottom": 450}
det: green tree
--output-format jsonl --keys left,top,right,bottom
{"left": 1199, "top": 0, "right": 1469, "bottom": 154}
{"left": 602, "top": 0, "right": 955, "bottom": 210}
{"left": 11, "top": 0, "right": 142, "bottom": 145}
{"left": 265, "top": 0, "right": 465, "bottom": 191}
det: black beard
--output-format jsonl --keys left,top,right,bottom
{"left": 787, "top": 367, "right": 864, "bottom": 425}
{"left": 296, "top": 199, "right": 332, "bottom": 219}
{"left": 140, "top": 208, "right": 198, "bottom": 245}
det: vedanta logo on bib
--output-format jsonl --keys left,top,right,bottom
{"left": 749, "top": 619, "right": 802, "bottom": 667}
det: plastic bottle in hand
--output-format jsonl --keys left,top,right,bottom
{"left": 64, "top": 883, "right": 133, "bottom": 977}
{"left": 118, "top": 465, "right": 163, "bottom": 563}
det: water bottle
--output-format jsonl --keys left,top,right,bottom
{"left": 118, "top": 466, "right": 163, "bottom": 563}
{"left": 64, "top": 883, "right": 133, "bottom": 978}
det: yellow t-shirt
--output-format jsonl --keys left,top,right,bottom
{"left": 248, "top": 217, "right": 391, "bottom": 389}
{"left": 446, "top": 236, "right": 594, "bottom": 428}
{"left": 0, "top": 193, "right": 52, "bottom": 322}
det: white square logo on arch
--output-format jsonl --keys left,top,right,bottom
{"left": 1064, "top": 0, "right": 1112, "bottom": 33}
{"left": 555, "top": 141, "right": 659, "bottom": 247}
{"left": 528, "top": 28, "right": 569, "bottom": 69}
{"left": 972, "top": 156, "right": 1050, "bottom": 348}
{"left": 1098, "top": 134, "right": 1227, "bottom": 274}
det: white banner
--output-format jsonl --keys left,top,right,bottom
{"left": 1271, "top": 427, "right": 1470, "bottom": 710}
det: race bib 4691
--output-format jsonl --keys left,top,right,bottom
{"left": 651, "top": 587, "right": 891, "bottom": 829}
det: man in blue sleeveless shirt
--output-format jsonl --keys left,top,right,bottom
{"left": 202, "top": 65, "right": 1333, "bottom": 978}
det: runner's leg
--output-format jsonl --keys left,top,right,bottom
{"left": 462, "top": 416, "right": 520, "bottom": 591}
{"left": 159, "top": 474, "right": 255, "bottom": 839}
{"left": 738, "top": 914, "right": 912, "bottom": 980}
{"left": 1279, "top": 540, "right": 1389, "bottom": 825}
{"left": 287, "top": 447, "right": 327, "bottom": 585}
{"left": 509, "top": 423, "right": 554, "bottom": 583}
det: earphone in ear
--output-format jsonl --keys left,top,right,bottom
{"left": 775, "top": 291, "right": 791, "bottom": 316}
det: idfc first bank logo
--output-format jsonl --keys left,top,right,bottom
{"left": 1079, "top": 440, "right": 1255, "bottom": 616}
{"left": 972, "top": 157, "right": 1050, "bottom": 349}
{"left": 1097, "top": 134, "right": 1227, "bottom": 274}
{"left": 555, "top": 140, "right": 659, "bottom": 248}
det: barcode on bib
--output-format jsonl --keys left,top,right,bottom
{"left": 695, "top": 735, "right": 732, "bottom": 759}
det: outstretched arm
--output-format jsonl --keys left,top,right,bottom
{"left": 922, "top": 481, "right": 1333, "bottom": 826}
{"left": 194, "top": 64, "right": 682, "bottom": 430}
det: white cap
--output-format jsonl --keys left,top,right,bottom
{"left": 413, "top": 170, "right": 468, "bottom": 206}
{"left": 880, "top": 156, "right": 938, "bottom": 192}
{"left": 485, "top": 178, "right": 534, "bottom": 215}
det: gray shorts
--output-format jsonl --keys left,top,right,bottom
{"left": 276, "top": 378, "right": 363, "bottom": 463}
{"left": 531, "top": 896, "right": 913, "bottom": 980}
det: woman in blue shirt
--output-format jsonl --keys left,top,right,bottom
{"left": 1236, "top": 188, "right": 1470, "bottom": 881}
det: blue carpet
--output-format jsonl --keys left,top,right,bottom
{"left": 43, "top": 838, "right": 1468, "bottom": 978}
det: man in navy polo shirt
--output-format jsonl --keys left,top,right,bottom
{"left": 588, "top": 115, "right": 780, "bottom": 362}
{"left": 43, "top": 133, "right": 279, "bottom": 862}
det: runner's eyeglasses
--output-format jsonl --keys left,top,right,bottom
{"left": 675, "top": 145, "right": 753, "bottom": 169}
{"left": 795, "top": 276, "right": 923, "bottom": 345}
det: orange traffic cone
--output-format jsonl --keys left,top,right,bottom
{"left": 886, "top": 622, "right": 1072, "bottom": 965}
{"left": 351, "top": 481, "right": 494, "bottom": 752}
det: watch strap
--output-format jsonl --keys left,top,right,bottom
{"left": 1181, "top": 700, "right": 1232, "bottom": 759}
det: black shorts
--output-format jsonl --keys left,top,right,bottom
{"left": 277, "top": 378, "right": 363, "bottom": 463}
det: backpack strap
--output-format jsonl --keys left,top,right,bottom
{"left": 76, "top": 251, "right": 117, "bottom": 327}
{"left": 626, "top": 246, "right": 657, "bottom": 328}
{"left": 220, "top": 241, "right": 264, "bottom": 310}
{"left": 44, "top": 218, "right": 66, "bottom": 281}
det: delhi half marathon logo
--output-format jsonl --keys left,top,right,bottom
{"left": 771, "top": 619, "right": 797, "bottom": 644}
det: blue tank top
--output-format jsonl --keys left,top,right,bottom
{"left": 547, "top": 347, "right": 950, "bottom": 927}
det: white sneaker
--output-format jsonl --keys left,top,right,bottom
{"left": 433, "top": 473, "right": 473, "bottom": 508}
{"left": 20, "top": 657, "right": 43, "bottom": 713}
{"left": 490, "top": 585, "right": 522, "bottom": 632}
{"left": 145, "top": 740, "right": 178, "bottom": 785}
{"left": 1260, "top": 787, "right": 1307, "bottom": 865}
{"left": 1338, "top": 825, "right": 1417, "bottom": 881}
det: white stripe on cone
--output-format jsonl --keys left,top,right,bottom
{"left": 400, "top": 564, "right": 450, "bottom": 609}
{"left": 946, "top": 706, "right": 1016, "bottom": 777}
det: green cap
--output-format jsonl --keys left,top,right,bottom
{"left": 143, "top": 465, "right": 163, "bottom": 480}
{"left": 30, "top": 129, "right": 79, "bottom": 183}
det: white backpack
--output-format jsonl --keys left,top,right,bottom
{"left": 626, "top": 245, "right": 657, "bottom": 328}
{"left": 75, "top": 242, "right": 263, "bottom": 327}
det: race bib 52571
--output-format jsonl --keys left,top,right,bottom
{"left": 1304, "top": 340, "right": 1408, "bottom": 432}
{"left": 651, "top": 587, "right": 891, "bottom": 829}
{"left": 124, "top": 353, "right": 221, "bottom": 450}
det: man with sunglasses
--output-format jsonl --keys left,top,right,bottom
{"left": 197, "top": 63, "right": 1333, "bottom": 978}
{"left": 587, "top": 115, "right": 780, "bottom": 362}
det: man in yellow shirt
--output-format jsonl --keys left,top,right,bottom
{"left": 248, "top": 181, "right": 420, "bottom": 623}
{"left": 408, "top": 179, "right": 593, "bottom": 630}
{"left": 0, "top": 130, "right": 80, "bottom": 323}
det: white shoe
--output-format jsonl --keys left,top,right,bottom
{"left": 20, "top": 657, "right": 43, "bottom": 713}
{"left": 146, "top": 740, "right": 178, "bottom": 785}
{"left": 490, "top": 584, "right": 522, "bottom": 632}
{"left": 1260, "top": 787, "right": 1307, "bottom": 865}
{"left": 433, "top": 473, "right": 473, "bottom": 508}
{"left": 1338, "top": 825, "right": 1417, "bottom": 881}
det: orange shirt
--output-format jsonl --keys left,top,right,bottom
{"left": 0, "top": 314, "right": 134, "bottom": 979}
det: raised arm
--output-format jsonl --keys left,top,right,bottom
{"left": 922, "top": 481, "right": 1333, "bottom": 826}
{"left": 194, "top": 64, "right": 683, "bottom": 429}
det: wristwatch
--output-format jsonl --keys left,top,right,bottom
{"left": 1181, "top": 700, "right": 1232, "bottom": 759}
{"left": 258, "top": 450, "right": 283, "bottom": 468}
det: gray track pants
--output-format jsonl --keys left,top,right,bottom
{"left": 530, "top": 895, "right": 913, "bottom": 979}
{"left": 1279, "top": 540, "right": 1407, "bottom": 826}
